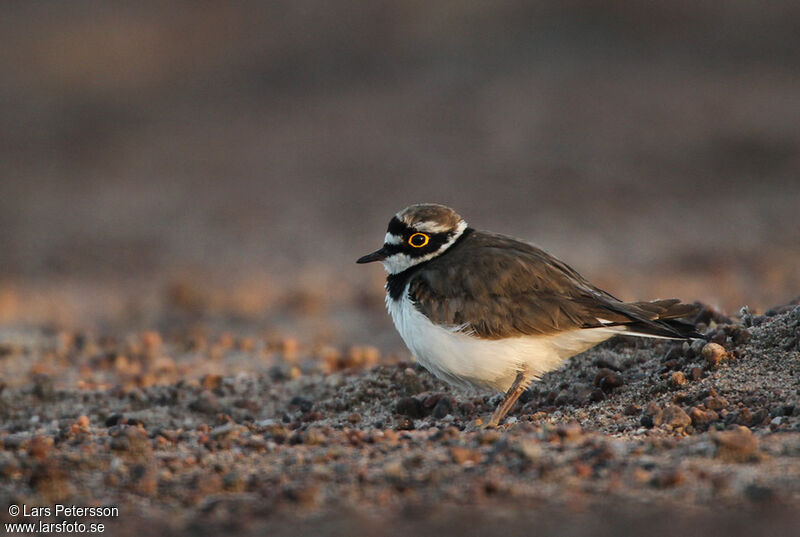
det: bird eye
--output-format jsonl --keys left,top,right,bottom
{"left": 408, "top": 233, "right": 429, "bottom": 248}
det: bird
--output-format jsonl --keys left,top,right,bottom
{"left": 357, "top": 203, "right": 702, "bottom": 427}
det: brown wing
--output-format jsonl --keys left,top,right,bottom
{"left": 408, "top": 231, "right": 698, "bottom": 339}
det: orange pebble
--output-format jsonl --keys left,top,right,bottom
{"left": 141, "top": 331, "right": 163, "bottom": 350}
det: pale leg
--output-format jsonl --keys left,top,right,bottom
{"left": 486, "top": 366, "right": 532, "bottom": 428}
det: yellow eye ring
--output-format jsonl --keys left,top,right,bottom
{"left": 408, "top": 232, "right": 429, "bottom": 248}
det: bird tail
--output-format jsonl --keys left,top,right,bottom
{"left": 596, "top": 298, "right": 704, "bottom": 340}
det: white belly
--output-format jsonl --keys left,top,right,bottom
{"left": 386, "top": 287, "right": 613, "bottom": 392}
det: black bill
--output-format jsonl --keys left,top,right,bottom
{"left": 356, "top": 247, "right": 389, "bottom": 264}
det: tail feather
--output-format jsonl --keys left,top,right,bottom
{"left": 617, "top": 318, "right": 704, "bottom": 340}
{"left": 593, "top": 298, "right": 704, "bottom": 340}
{"left": 629, "top": 298, "right": 700, "bottom": 321}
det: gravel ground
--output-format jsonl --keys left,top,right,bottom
{"left": 1, "top": 302, "right": 798, "bottom": 536}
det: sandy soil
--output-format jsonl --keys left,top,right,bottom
{"left": 1, "top": 300, "right": 798, "bottom": 535}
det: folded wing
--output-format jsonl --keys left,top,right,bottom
{"left": 408, "top": 231, "right": 701, "bottom": 340}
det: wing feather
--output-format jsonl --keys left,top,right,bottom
{"left": 408, "top": 231, "right": 699, "bottom": 339}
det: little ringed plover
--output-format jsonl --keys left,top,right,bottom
{"left": 357, "top": 203, "right": 701, "bottom": 427}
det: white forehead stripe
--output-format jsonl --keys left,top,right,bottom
{"left": 384, "top": 233, "right": 402, "bottom": 245}
{"left": 393, "top": 210, "right": 469, "bottom": 235}
{"left": 413, "top": 220, "right": 465, "bottom": 233}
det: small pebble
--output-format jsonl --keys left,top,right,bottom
{"left": 670, "top": 371, "right": 687, "bottom": 387}
{"left": 395, "top": 397, "right": 424, "bottom": 419}
{"left": 702, "top": 343, "right": 729, "bottom": 369}
{"left": 705, "top": 396, "right": 729, "bottom": 411}
{"left": 712, "top": 426, "right": 760, "bottom": 463}
{"left": 105, "top": 414, "right": 124, "bottom": 427}
{"left": 688, "top": 407, "right": 718, "bottom": 427}
{"left": 654, "top": 405, "right": 691, "bottom": 429}
{"left": 594, "top": 368, "right": 624, "bottom": 392}
{"left": 432, "top": 397, "right": 453, "bottom": 419}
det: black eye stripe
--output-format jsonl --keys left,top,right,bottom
{"left": 384, "top": 218, "right": 460, "bottom": 257}
{"left": 383, "top": 230, "right": 453, "bottom": 257}
{"left": 387, "top": 217, "right": 408, "bottom": 236}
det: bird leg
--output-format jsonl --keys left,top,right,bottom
{"left": 486, "top": 366, "right": 532, "bottom": 428}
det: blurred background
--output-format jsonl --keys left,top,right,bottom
{"left": 1, "top": 1, "right": 799, "bottom": 348}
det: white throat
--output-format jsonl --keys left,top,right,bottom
{"left": 381, "top": 220, "right": 468, "bottom": 274}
